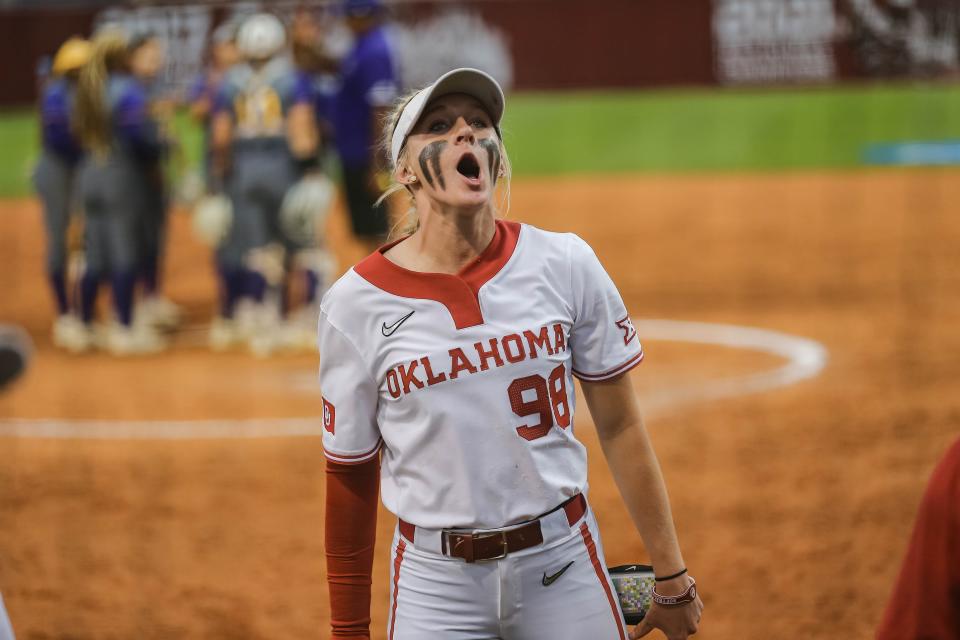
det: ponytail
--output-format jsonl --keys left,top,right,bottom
{"left": 73, "top": 29, "right": 128, "bottom": 158}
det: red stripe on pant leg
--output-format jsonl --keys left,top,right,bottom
{"left": 389, "top": 539, "right": 407, "bottom": 640}
{"left": 579, "top": 522, "right": 627, "bottom": 640}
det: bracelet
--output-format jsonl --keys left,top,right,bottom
{"left": 652, "top": 578, "right": 697, "bottom": 607}
{"left": 654, "top": 567, "right": 687, "bottom": 582}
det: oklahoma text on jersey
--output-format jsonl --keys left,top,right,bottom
{"left": 384, "top": 322, "right": 567, "bottom": 398}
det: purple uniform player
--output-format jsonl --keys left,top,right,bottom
{"left": 332, "top": 0, "right": 399, "bottom": 250}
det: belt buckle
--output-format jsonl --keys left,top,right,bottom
{"left": 447, "top": 529, "right": 509, "bottom": 563}
{"left": 475, "top": 529, "right": 508, "bottom": 561}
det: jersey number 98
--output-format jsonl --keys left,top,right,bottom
{"left": 508, "top": 363, "right": 571, "bottom": 441}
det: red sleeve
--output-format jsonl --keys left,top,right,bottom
{"left": 326, "top": 457, "right": 379, "bottom": 639}
{"left": 876, "top": 437, "right": 960, "bottom": 640}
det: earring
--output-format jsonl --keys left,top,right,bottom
{"left": 409, "top": 176, "right": 418, "bottom": 183}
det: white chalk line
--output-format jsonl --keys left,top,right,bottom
{"left": 634, "top": 319, "right": 828, "bottom": 415}
{"left": 0, "top": 319, "right": 827, "bottom": 440}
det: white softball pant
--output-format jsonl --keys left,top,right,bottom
{"left": 0, "top": 593, "right": 15, "bottom": 640}
{"left": 386, "top": 502, "right": 629, "bottom": 640}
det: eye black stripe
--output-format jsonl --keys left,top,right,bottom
{"left": 480, "top": 138, "right": 501, "bottom": 183}
{"left": 418, "top": 141, "right": 446, "bottom": 189}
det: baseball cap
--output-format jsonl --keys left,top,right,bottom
{"left": 52, "top": 37, "right": 93, "bottom": 75}
{"left": 390, "top": 67, "right": 505, "bottom": 168}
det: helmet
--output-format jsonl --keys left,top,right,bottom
{"left": 52, "top": 37, "right": 93, "bottom": 75}
{"left": 237, "top": 13, "right": 286, "bottom": 60}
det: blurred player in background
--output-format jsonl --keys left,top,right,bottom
{"left": 127, "top": 31, "right": 182, "bottom": 330}
{"left": 32, "top": 37, "right": 92, "bottom": 352}
{"left": 290, "top": 7, "right": 338, "bottom": 147}
{"left": 332, "top": 0, "right": 399, "bottom": 252}
{"left": 285, "top": 7, "right": 340, "bottom": 347}
{"left": 209, "top": 12, "right": 324, "bottom": 354}
{"left": 186, "top": 19, "right": 241, "bottom": 192}
{"left": 72, "top": 29, "right": 167, "bottom": 354}
{"left": 876, "top": 434, "right": 960, "bottom": 639}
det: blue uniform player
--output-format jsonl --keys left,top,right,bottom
{"left": 72, "top": 29, "right": 168, "bottom": 355}
{"left": 186, "top": 20, "right": 241, "bottom": 192}
{"left": 209, "top": 13, "right": 321, "bottom": 354}
{"left": 127, "top": 31, "right": 183, "bottom": 330}
{"left": 332, "top": 0, "right": 399, "bottom": 251}
{"left": 33, "top": 37, "right": 92, "bottom": 353}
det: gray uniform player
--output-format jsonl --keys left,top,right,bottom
{"left": 73, "top": 29, "right": 167, "bottom": 355}
{"left": 209, "top": 13, "right": 320, "bottom": 353}
{"left": 33, "top": 38, "right": 91, "bottom": 352}
{"left": 126, "top": 30, "right": 183, "bottom": 330}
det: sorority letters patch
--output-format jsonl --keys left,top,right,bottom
{"left": 322, "top": 397, "right": 336, "bottom": 434}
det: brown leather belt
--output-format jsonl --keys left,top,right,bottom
{"left": 398, "top": 493, "right": 587, "bottom": 563}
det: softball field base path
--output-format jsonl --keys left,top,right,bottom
{"left": 2, "top": 168, "right": 959, "bottom": 639}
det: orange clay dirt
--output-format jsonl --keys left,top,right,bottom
{"left": 1, "top": 168, "right": 959, "bottom": 639}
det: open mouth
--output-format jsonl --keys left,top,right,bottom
{"left": 456, "top": 153, "right": 482, "bottom": 181}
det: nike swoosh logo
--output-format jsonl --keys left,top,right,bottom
{"left": 541, "top": 560, "right": 575, "bottom": 586}
{"left": 381, "top": 310, "right": 415, "bottom": 337}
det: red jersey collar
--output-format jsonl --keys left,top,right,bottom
{"left": 354, "top": 219, "right": 522, "bottom": 330}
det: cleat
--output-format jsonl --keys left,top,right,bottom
{"left": 136, "top": 296, "right": 183, "bottom": 330}
{"left": 234, "top": 299, "right": 259, "bottom": 340}
{"left": 245, "top": 301, "right": 286, "bottom": 357}
{"left": 208, "top": 317, "right": 242, "bottom": 352}
{"left": 52, "top": 315, "right": 95, "bottom": 354}
{"left": 104, "top": 324, "right": 167, "bottom": 356}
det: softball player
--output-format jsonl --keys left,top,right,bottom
{"left": 209, "top": 13, "right": 321, "bottom": 353}
{"left": 33, "top": 37, "right": 92, "bottom": 352}
{"left": 331, "top": 0, "right": 398, "bottom": 252}
{"left": 186, "top": 20, "right": 241, "bottom": 191}
{"left": 319, "top": 68, "right": 703, "bottom": 639}
{"left": 72, "top": 29, "right": 167, "bottom": 354}
{"left": 877, "top": 434, "right": 960, "bottom": 639}
{"left": 127, "top": 31, "right": 182, "bottom": 330}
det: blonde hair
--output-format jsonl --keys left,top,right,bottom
{"left": 377, "top": 88, "right": 513, "bottom": 240}
{"left": 74, "top": 29, "right": 129, "bottom": 159}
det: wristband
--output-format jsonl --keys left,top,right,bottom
{"left": 651, "top": 578, "right": 697, "bottom": 607}
{"left": 654, "top": 567, "right": 687, "bottom": 582}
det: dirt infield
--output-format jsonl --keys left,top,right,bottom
{"left": 1, "top": 168, "right": 959, "bottom": 639}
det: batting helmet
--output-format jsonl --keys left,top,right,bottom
{"left": 237, "top": 13, "right": 286, "bottom": 61}
{"left": 52, "top": 37, "right": 93, "bottom": 75}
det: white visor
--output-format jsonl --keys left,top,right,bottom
{"left": 389, "top": 67, "right": 505, "bottom": 168}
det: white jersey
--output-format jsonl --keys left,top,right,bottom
{"left": 318, "top": 220, "right": 643, "bottom": 529}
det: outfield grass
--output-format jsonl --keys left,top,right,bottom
{"left": 502, "top": 82, "right": 960, "bottom": 175}
{"left": 3, "top": 82, "right": 960, "bottom": 197}
{"left": 0, "top": 111, "right": 39, "bottom": 198}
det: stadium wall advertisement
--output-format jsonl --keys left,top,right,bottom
{"left": 0, "top": 0, "right": 957, "bottom": 105}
